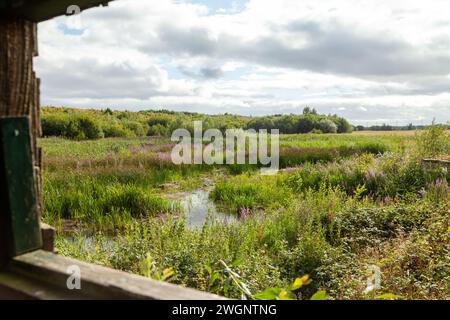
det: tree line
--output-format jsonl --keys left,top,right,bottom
{"left": 41, "top": 106, "right": 353, "bottom": 140}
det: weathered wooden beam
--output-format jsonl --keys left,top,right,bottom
{"left": 0, "top": 19, "right": 43, "bottom": 267}
{"left": 0, "top": 19, "right": 40, "bottom": 158}
{"left": 1, "top": 250, "right": 225, "bottom": 300}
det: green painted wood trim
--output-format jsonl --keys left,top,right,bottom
{"left": 0, "top": 117, "right": 42, "bottom": 258}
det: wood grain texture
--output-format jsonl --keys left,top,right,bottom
{"left": 0, "top": 19, "right": 42, "bottom": 266}
{"left": 7, "top": 250, "right": 225, "bottom": 300}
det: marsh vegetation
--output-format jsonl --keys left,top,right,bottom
{"left": 40, "top": 108, "right": 449, "bottom": 300}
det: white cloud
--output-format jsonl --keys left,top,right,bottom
{"left": 35, "top": 0, "right": 450, "bottom": 124}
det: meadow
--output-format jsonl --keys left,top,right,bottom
{"left": 40, "top": 124, "right": 449, "bottom": 300}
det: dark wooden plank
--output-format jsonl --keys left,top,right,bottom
{"left": 0, "top": 117, "right": 42, "bottom": 259}
{"left": 0, "top": 0, "right": 114, "bottom": 22}
{"left": 0, "top": 19, "right": 41, "bottom": 209}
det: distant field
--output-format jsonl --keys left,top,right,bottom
{"left": 39, "top": 130, "right": 414, "bottom": 158}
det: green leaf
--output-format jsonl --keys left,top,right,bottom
{"left": 278, "top": 289, "right": 296, "bottom": 300}
{"left": 205, "top": 265, "right": 212, "bottom": 275}
{"left": 290, "top": 277, "right": 304, "bottom": 290}
{"left": 254, "top": 288, "right": 282, "bottom": 300}
{"left": 209, "top": 272, "right": 220, "bottom": 287}
{"left": 310, "top": 291, "right": 327, "bottom": 300}
{"left": 376, "top": 293, "right": 400, "bottom": 300}
{"left": 231, "top": 259, "right": 244, "bottom": 267}
{"left": 290, "top": 275, "right": 310, "bottom": 290}
{"left": 161, "top": 267, "right": 174, "bottom": 281}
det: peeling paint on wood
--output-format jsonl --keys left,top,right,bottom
{"left": 0, "top": 117, "right": 42, "bottom": 258}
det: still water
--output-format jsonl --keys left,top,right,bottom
{"left": 180, "top": 189, "right": 236, "bottom": 228}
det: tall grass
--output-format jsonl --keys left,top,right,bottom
{"left": 43, "top": 129, "right": 449, "bottom": 299}
{"left": 43, "top": 175, "right": 179, "bottom": 231}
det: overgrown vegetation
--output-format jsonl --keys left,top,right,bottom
{"left": 42, "top": 114, "right": 449, "bottom": 300}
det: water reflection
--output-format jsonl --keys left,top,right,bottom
{"left": 180, "top": 189, "right": 236, "bottom": 228}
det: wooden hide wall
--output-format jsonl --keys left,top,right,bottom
{"left": 0, "top": 19, "right": 42, "bottom": 265}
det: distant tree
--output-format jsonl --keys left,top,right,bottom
{"left": 66, "top": 116, "right": 103, "bottom": 140}
{"left": 303, "top": 106, "right": 318, "bottom": 115}
{"left": 296, "top": 116, "right": 317, "bottom": 133}
{"left": 247, "top": 117, "right": 275, "bottom": 131}
{"left": 317, "top": 119, "right": 338, "bottom": 133}
{"left": 274, "top": 115, "right": 298, "bottom": 134}
{"left": 104, "top": 108, "right": 113, "bottom": 115}
{"left": 332, "top": 117, "right": 353, "bottom": 133}
{"left": 303, "top": 107, "right": 311, "bottom": 115}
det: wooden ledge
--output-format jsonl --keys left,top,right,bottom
{"left": 0, "top": 250, "right": 224, "bottom": 300}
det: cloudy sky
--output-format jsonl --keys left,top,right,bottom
{"left": 36, "top": 0, "right": 450, "bottom": 125}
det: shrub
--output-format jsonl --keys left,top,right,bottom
{"left": 415, "top": 123, "right": 450, "bottom": 158}
{"left": 317, "top": 119, "right": 338, "bottom": 134}
{"left": 103, "top": 123, "right": 133, "bottom": 138}
{"left": 65, "top": 116, "right": 103, "bottom": 140}
{"left": 148, "top": 124, "right": 170, "bottom": 136}
{"left": 42, "top": 114, "right": 103, "bottom": 140}
{"left": 123, "top": 120, "right": 148, "bottom": 137}
{"left": 42, "top": 115, "right": 70, "bottom": 137}
{"left": 296, "top": 116, "right": 317, "bottom": 133}
{"left": 148, "top": 115, "right": 172, "bottom": 127}
{"left": 332, "top": 117, "right": 353, "bottom": 133}
{"left": 333, "top": 206, "right": 431, "bottom": 249}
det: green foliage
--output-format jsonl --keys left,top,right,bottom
{"left": 44, "top": 175, "right": 178, "bottom": 230}
{"left": 139, "top": 253, "right": 175, "bottom": 281}
{"left": 66, "top": 116, "right": 103, "bottom": 140}
{"left": 102, "top": 122, "right": 133, "bottom": 138}
{"left": 41, "top": 130, "right": 449, "bottom": 300}
{"left": 254, "top": 275, "right": 314, "bottom": 300}
{"left": 415, "top": 122, "right": 450, "bottom": 158}
{"left": 247, "top": 112, "right": 352, "bottom": 134}
{"left": 42, "top": 106, "right": 354, "bottom": 140}
{"left": 318, "top": 119, "right": 338, "bottom": 134}
{"left": 42, "top": 113, "right": 103, "bottom": 140}
{"left": 211, "top": 175, "right": 293, "bottom": 213}
{"left": 282, "top": 153, "right": 448, "bottom": 198}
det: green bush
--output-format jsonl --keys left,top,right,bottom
{"left": 148, "top": 124, "right": 170, "bottom": 136}
{"left": 123, "top": 120, "right": 148, "bottom": 137}
{"left": 415, "top": 123, "right": 450, "bottom": 157}
{"left": 42, "top": 114, "right": 103, "bottom": 140}
{"left": 66, "top": 116, "right": 103, "bottom": 140}
{"left": 318, "top": 119, "right": 338, "bottom": 134}
{"left": 42, "top": 115, "right": 70, "bottom": 137}
{"left": 103, "top": 123, "right": 133, "bottom": 138}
